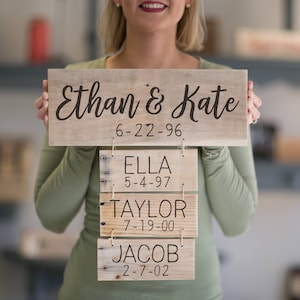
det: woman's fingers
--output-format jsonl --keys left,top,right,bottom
{"left": 35, "top": 79, "right": 49, "bottom": 127}
{"left": 247, "top": 81, "right": 262, "bottom": 125}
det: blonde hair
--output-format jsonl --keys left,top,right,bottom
{"left": 99, "top": 0, "right": 206, "bottom": 54}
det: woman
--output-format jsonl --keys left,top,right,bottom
{"left": 34, "top": 1, "right": 262, "bottom": 299}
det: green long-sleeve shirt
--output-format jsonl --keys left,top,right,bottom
{"left": 34, "top": 57, "right": 258, "bottom": 300}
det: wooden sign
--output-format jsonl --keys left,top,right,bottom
{"left": 99, "top": 193, "right": 198, "bottom": 237}
{"left": 48, "top": 68, "right": 248, "bottom": 147}
{"left": 99, "top": 149, "right": 198, "bottom": 193}
{"left": 97, "top": 238, "right": 195, "bottom": 281}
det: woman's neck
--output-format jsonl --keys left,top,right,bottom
{"left": 107, "top": 30, "right": 198, "bottom": 69}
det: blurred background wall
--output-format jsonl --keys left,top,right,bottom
{"left": 0, "top": 1, "right": 300, "bottom": 300}
{"left": 2, "top": 0, "right": 300, "bottom": 65}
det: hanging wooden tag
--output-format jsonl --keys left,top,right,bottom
{"left": 97, "top": 238, "right": 195, "bottom": 281}
{"left": 99, "top": 149, "right": 198, "bottom": 193}
{"left": 99, "top": 193, "right": 198, "bottom": 237}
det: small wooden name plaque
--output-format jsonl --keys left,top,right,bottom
{"left": 99, "top": 193, "right": 198, "bottom": 237}
{"left": 99, "top": 149, "right": 198, "bottom": 193}
{"left": 97, "top": 238, "right": 195, "bottom": 281}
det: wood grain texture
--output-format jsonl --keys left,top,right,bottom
{"left": 97, "top": 238, "right": 195, "bottom": 281}
{"left": 99, "top": 193, "right": 198, "bottom": 237}
{"left": 99, "top": 149, "right": 198, "bottom": 192}
{"left": 48, "top": 68, "right": 248, "bottom": 146}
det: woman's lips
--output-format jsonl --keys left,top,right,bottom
{"left": 139, "top": 1, "right": 167, "bottom": 12}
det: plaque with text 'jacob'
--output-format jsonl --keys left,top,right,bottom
{"left": 97, "top": 238, "right": 195, "bottom": 281}
{"left": 99, "top": 149, "right": 198, "bottom": 193}
{"left": 48, "top": 68, "right": 248, "bottom": 147}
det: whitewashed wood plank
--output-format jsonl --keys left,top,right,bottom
{"left": 48, "top": 69, "right": 248, "bottom": 146}
{"left": 97, "top": 238, "right": 195, "bottom": 281}
{"left": 99, "top": 193, "right": 198, "bottom": 237}
{"left": 99, "top": 149, "right": 198, "bottom": 192}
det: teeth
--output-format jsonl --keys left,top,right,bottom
{"left": 141, "top": 3, "right": 165, "bottom": 9}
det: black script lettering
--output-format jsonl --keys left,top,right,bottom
{"left": 56, "top": 85, "right": 89, "bottom": 120}
{"left": 146, "top": 87, "right": 164, "bottom": 114}
{"left": 171, "top": 84, "right": 240, "bottom": 122}
{"left": 172, "top": 85, "right": 199, "bottom": 122}
{"left": 223, "top": 97, "right": 239, "bottom": 114}
{"left": 56, "top": 81, "right": 140, "bottom": 120}
{"left": 207, "top": 86, "right": 239, "bottom": 119}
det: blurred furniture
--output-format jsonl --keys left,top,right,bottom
{"left": 2, "top": 250, "right": 66, "bottom": 300}
{"left": 0, "top": 138, "right": 33, "bottom": 202}
{"left": 2, "top": 230, "right": 77, "bottom": 300}
{"left": 287, "top": 267, "right": 300, "bottom": 300}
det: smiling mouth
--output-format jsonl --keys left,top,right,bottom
{"left": 139, "top": 2, "right": 167, "bottom": 11}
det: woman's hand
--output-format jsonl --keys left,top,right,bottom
{"left": 34, "top": 79, "right": 49, "bottom": 128}
{"left": 247, "top": 81, "right": 262, "bottom": 125}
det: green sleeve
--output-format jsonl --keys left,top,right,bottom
{"left": 34, "top": 57, "right": 104, "bottom": 233}
{"left": 34, "top": 133, "right": 97, "bottom": 233}
{"left": 202, "top": 137, "right": 258, "bottom": 236}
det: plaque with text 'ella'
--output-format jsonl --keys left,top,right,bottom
{"left": 99, "top": 149, "right": 198, "bottom": 193}
{"left": 48, "top": 68, "right": 248, "bottom": 147}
